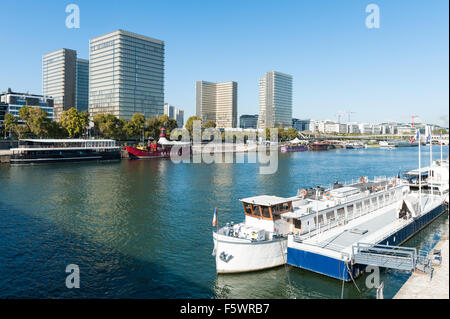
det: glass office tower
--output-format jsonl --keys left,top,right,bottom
{"left": 89, "top": 30, "right": 165, "bottom": 120}
{"left": 258, "top": 71, "right": 293, "bottom": 129}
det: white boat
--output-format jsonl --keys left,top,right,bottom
{"left": 213, "top": 176, "right": 409, "bottom": 274}
{"left": 213, "top": 195, "right": 292, "bottom": 274}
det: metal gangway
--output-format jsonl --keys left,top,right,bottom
{"left": 352, "top": 243, "right": 432, "bottom": 273}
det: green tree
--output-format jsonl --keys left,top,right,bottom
{"left": 185, "top": 116, "right": 202, "bottom": 139}
{"left": 93, "top": 113, "right": 126, "bottom": 140}
{"left": 60, "top": 107, "right": 89, "bottom": 138}
{"left": 145, "top": 116, "right": 161, "bottom": 141}
{"left": 3, "top": 113, "right": 18, "bottom": 138}
{"left": 285, "top": 128, "right": 298, "bottom": 140}
{"left": 203, "top": 120, "right": 216, "bottom": 129}
{"left": 18, "top": 106, "right": 51, "bottom": 138}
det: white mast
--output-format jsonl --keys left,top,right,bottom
{"left": 429, "top": 126, "right": 433, "bottom": 198}
{"left": 418, "top": 130, "right": 422, "bottom": 212}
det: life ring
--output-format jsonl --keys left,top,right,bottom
{"left": 299, "top": 189, "right": 307, "bottom": 197}
{"left": 360, "top": 176, "right": 365, "bottom": 183}
{"left": 325, "top": 191, "right": 332, "bottom": 199}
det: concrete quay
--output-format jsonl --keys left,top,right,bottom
{"left": 394, "top": 231, "right": 449, "bottom": 299}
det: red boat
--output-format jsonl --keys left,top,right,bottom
{"left": 125, "top": 128, "right": 190, "bottom": 159}
{"left": 310, "top": 142, "right": 331, "bottom": 151}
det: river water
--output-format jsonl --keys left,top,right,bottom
{"left": 0, "top": 146, "right": 448, "bottom": 298}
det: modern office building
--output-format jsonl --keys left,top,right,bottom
{"left": 164, "top": 103, "right": 184, "bottom": 128}
{"left": 175, "top": 108, "right": 184, "bottom": 128}
{"left": 164, "top": 103, "right": 175, "bottom": 119}
{"left": 42, "top": 48, "right": 77, "bottom": 121}
{"left": 0, "top": 90, "right": 54, "bottom": 122}
{"left": 76, "top": 58, "right": 89, "bottom": 112}
{"left": 258, "top": 71, "right": 293, "bottom": 129}
{"left": 240, "top": 114, "right": 258, "bottom": 129}
{"left": 292, "top": 118, "right": 310, "bottom": 131}
{"left": 89, "top": 29, "right": 165, "bottom": 120}
{"left": 0, "top": 102, "right": 7, "bottom": 124}
{"left": 196, "top": 80, "right": 237, "bottom": 128}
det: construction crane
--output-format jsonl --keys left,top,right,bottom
{"left": 345, "top": 111, "right": 356, "bottom": 123}
{"left": 335, "top": 111, "right": 345, "bottom": 123}
{"left": 411, "top": 115, "right": 419, "bottom": 128}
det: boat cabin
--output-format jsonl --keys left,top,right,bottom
{"left": 241, "top": 195, "right": 293, "bottom": 221}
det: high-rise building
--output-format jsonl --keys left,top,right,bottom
{"left": 89, "top": 30, "right": 165, "bottom": 120}
{"left": 42, "top": 48, "right": 77, "bottom": 121}
{"left": 258, "top": 71, "right": 293, "bottom": 129}
{"left": 196, "top": 81, "right": 237, "bottom": 128}
{"left": 76, "top": 58, "right": 89, "bottom": 112}
{"left": 240, "top": 115, "right": 258, "bottom": 129}
{"left": 164, "top": 103, "right": 184, "bottom": 128}
{"left": 175, "top": 109, "right": 184, "bottom": 128}
{"left": 164, "top": 103, "right": 175, "bottom": 119}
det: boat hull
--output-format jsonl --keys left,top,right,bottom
{"left": 281, "top": 145, "right": 308, "bottom": 152}
{"left": 213, "top": 232, "right": 287, "bottom": 274}
{"left": 10, "top": 150, "right": 121, "bottom": 165}
{"left": 126, "top": 146, "right": 171, "bottom": 159}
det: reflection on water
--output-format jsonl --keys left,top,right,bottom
{"left": 0, "top": 146, "right": 448, "bottom": 298}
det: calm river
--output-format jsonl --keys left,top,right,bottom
{"left": 0, "top": 146, "right": 448, "bottom": 298}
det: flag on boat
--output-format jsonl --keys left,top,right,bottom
{"left": 426, "top": 126, "right": 431, "bottom": 144}
{"left": 212, "top": 207, "right": 217, "bottom": 227}
{"left": 410, "top": 130, "right": 419, "bottom": 144}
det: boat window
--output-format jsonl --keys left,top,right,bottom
{"left": 371, "top": 197, "right": 378, "bottom": 206}
{"left": 252, "top": 205, "right": 261, "bottom": 217}
{"left": 347, "top": 204, "right": 354, "bottom": 213}
{"left": 261, "top": 206, "right": 271, "bottom": 219}
{"left": 243, "top": 203, "right": 252, "bottom": 215}
{"left": 356, "top": 202, "right": 362, "bottom": 212}
{"left": 364, "top": 199, "right": 371, "bottom": 209}
{"left": 337, "top": 207, "right": 345, "bottom": 219}
{"left": 326, "top": 211, "right": 335, "bottom": 222}
{"left": 314, "top": 214, "right": 324, "bottom": 226}
{"left": 294, "top": 219, "right": 301, "bottom": 229}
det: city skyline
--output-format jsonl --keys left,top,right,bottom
{"left": 0, "top": 0, "right": 448, "bottom": 127}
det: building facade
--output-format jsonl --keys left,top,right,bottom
{"left": 0, "top": 90, "right": 54, "bottom": 122}
{"left": 175, "top": 108, "right": 184, "bottom": 128}
{"left": 292, "top": 118, "right": 310, "bottom": 131}
{"left": 42, "top": 48, "right": 77, "bottom": 121}
{"left": 196, "top": 80, "right": 237, "bottom": 128}
{"left": 258, "top": 71, "right": 293, "bottom": 129}
{"left": 89, "top": 30, "right": 165, "bottom": 120}
{"left": 76, "top": 58, "right": 89, "bottom": 112}
{"left": 164, "top": 103, "right": 184, "bottom": 128}
{"left": 240, "top": 115, "right": 258, "bottom": 129}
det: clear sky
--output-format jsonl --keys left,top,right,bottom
{"left": 0, "top": 0, "right": 448, "bottom": 126}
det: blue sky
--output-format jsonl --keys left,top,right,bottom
{"left": 0, "top": 0, "right": 448, "bottom": 126}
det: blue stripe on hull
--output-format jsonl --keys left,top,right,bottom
{"left": 287, "top": 203, "right": 448, "bottom": 281}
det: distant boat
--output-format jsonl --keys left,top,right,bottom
{"left": 281, "top": 137, "right": 308, "bottom": 152}
{"left": 310, "top": 142, "right": 331, "bottom": 151}
{"left": 126, "top": 128, "right": 190, "bottom": 159}
{"left": 345, "top": 143, "right": 365, "bottom": 149}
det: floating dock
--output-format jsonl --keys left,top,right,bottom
{"left": 287, "top": 193, "right": 448, "bottom": 281}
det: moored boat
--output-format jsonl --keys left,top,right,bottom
{"left": 126, "top": 128, "right": 190, "bottom": 159}
{"left": 10, "top": 139, "right": 121, "bottom": 165}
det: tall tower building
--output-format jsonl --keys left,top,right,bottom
{"left": 196, "top": 81, "right": 237, "bottom": 128}
{"left": 42, "top": 48, "right": 77, "bottom": 121}
{"left": 258, "top": 71, "right": 292, "bottom": 129}
{"left": 89, "top": 30, "right": 164, "bottom": 120}
{"left": 76, "top": 58, "right": 89, "bottom": 112}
